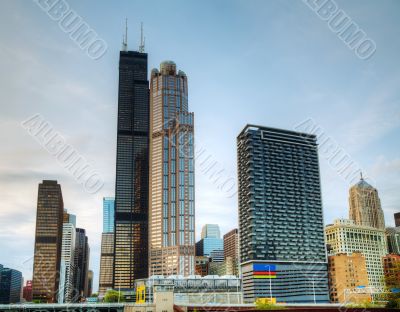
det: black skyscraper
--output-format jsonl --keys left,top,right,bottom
{"left": 113, "top": 50, "right": 149, "bottom": 290}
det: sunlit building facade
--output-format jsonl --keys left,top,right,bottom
{"left": 325, "top": 219, "right": 387, "bottom": 289}
{"left": 349, "top": 177, "right": 385, "bottom": 230}
{"left": 99, "top": 233, "right": 114, "bottom": 299}
{"left": 32, "top": 180, "right": 64, "bottom": 303}
{"left": 149, "top": 61, "right": 195, "bottom": 276}
{"left": 328, "top": 252, "right": 369, "bottom": 303}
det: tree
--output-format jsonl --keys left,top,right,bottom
{"left": 103, "top": 290, "right": 125, "bottom": 303}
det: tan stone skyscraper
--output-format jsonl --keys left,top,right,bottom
{"left": 149, "top": 61, "right": 195, "bottom": 276}
{"left": 32, "top": 180, "right": 64, "bottom": 303}
{"left": 349, "top": 175, "right": 385, "bottom": 229}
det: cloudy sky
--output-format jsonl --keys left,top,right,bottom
{"left": 0, "top": 0, "right": 399, "bottom": 292}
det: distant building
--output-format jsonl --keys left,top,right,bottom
{"left": 87, "top": 270, "right": 93, "bottom": 297}
{"left": 0, "top": 266, "right": 23, "bottom": 304}
{"left": 349, "top": 176, "right": 385, "bottom": 230}
{"left": 386, "top": 227, "right": 400, "bottom": 255}
{"left": 22, "top": 280, "right": 32, "bottom": 302}
{"left": 327, "top": 253, "right": 369, "bottom": 303}
{"left": 58, "top": 222, "right": 76, "bottom": 303}
{"left": 99, "top": 223, "right": 114, "bottom": 299}
{"left": 209, "top": 257, "right": 238, "bottom": 276}
{"left": 103, "top": 197, "right": 115, "bottom": 233}
{"left": 32, "top": 180, "right": 64, "bottom": 303}
{"left": 196, "top": 224, "right": 223, "bottom": 258}
{"left": 195, "top": 256, "right": 210, "bottom": 277}
{"left": 395, "top": 213, "right": 400, "bottom": 228}
{"left": 325, "top": 219, "right": 387, "bottom": 289}
{"left": 237, "top": 125, "right": 329, "bottom": 303}
{"left": 201, "top": 224, "right": 220, "bottom": 239}
{"left": 210, "top": 250, "right": 224, "bottom": 263}
{"left": 223, "top": 229, "right": 239, "bottom": 276}
{"left": 383, "top": 254, "right": 400, "bottom": 290}
{"left": 223, "top": 229, "right": 238, "bottom": 260}
{"left": 74, "top": 228, "right": 90, "bottom": 301}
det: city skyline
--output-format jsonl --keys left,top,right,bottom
{"left": 0, "top": 0, "right": 399, "bottom": 294}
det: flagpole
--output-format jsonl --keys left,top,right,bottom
{"left": 269, "top": 265, "right": 272, "bottom": 301}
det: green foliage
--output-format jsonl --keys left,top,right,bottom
{"left": 386, "top": 298, "right": 400, "bottom": 309}
{"left": 346, "top": 301, "right": 383, "bottom": 308}
{"left": 255, "top": 302, "right": 286, "bottom": 310}
{"left": 103, "top": 289, "right": 125, "bottom": 303}
{"left": 91, "top": 292, "right": 99, "bottom": 297}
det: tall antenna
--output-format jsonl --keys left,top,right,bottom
{"left": 122, "top": 18, "right": 128, "bottom": 51}
{"left": 139, "top": 22, "right": 145, "bottom": 53}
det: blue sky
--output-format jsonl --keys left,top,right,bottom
{"left": 0, "top": 0, "right": 399, "bottom": 292}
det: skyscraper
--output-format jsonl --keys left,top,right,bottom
{"left": 223, "top": 228, "right": 239, "bottom": 276}
{"left": 349, "top": 176, "right": 385, "bottom": 230}
{"left": 223, "top": 228, "right": 239, "bottom": 260}
{"left": 149, "top": 61, "right": 195, "bottom": 276}
{"left": 196, "top": 224, "right": 223, "bottom": 257}
{"left": 103, "top": 197, "right": 115, "bottom": 233}
{"left": 114, "top": 49, "right": 149, "bottom": 289}
{"left": 237, "top": 125, "right": 329, "bottom": 303}
{"left": 32, "top": 180, "right": 64, "bottom": 303}
{"left": 58, "top": 222, "right": 76, "bottom": 303}
{"left": 99, "top": 196, "right": 115, "bottom": 298}
{"left": 0, "top": 267, "right": 22, "bottom": 304}
{"left": 201, "top": 224, "right": 220, "bottom": 239}
{"left": 99, "top": 233, "right": 114, "bottom": 299}
{"left": 74, "top": 228, "right": 89, "bottom": 301}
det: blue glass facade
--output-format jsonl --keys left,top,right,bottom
{"left": 0, "top": 266, "right": 22, "bottom": 304}
{"left": 237, "top": 125, "right": 329, "bottom": 303}
{"left": 103, "top": 197, "right": 115, "bottom": 233}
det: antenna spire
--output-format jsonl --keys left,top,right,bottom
{"left": 360, "top": 172, "right": 363, "bottom": 180}
{"left": 122, "top": 18, "right": 128, "bottom": 51}
{"left": 139, "top": 22, "right": 145, "bottom": 53}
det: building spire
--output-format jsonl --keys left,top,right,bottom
{"left": 122, "top": 18, "right": 128, "bottom": 51}
{"left": 139, "top": 22, "right": 145, "bottom": 53}
{"left": 360, "top": 171, "right": 363, "bottom": 180}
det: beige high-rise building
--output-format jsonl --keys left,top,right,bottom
{"left": 32, "top": 180, "right": 64, "bottom": 303}
{"left": 349, "top": 175, "right": 385, "bottom": 230}
{"left": 98, "top": 233, "right": 114, "bottom": 298}
{"left": 149, "top": 61, "right": 195, "bottom": 276}
{"left": 328, "top": 253, "right": 369, "bottom": 303}
{"left": 325, "top": 219, "right": 387, "bottom": 289}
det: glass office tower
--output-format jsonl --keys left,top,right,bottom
{"left": 114, "top": 50, "right": 149, "bottom": 289}
{"left": 32, "top": 180, "right": 64, "bottom": 303}
{"left": 149, "top": 61, "right": 195, "bottom": 276}
{"left": 0, "top": 267, "right": 23, "bottom": 304}
{"left": 103, "top": 197, "right": 115, "bottom": 233}
{"left": 237, "top": 125, "right": 329, "bottom": 303}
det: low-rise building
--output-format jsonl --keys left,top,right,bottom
{"left": 383, "top": 254, "right": 400, "bottom": 290}
{"left": 135, "top": 275, "right": 242, "bottom": 305}
{"left": 325, "top": 219, "right": 387, "bottom": 289}
{"left": 327, "top": 253, "right": 369, "bottom": 303}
